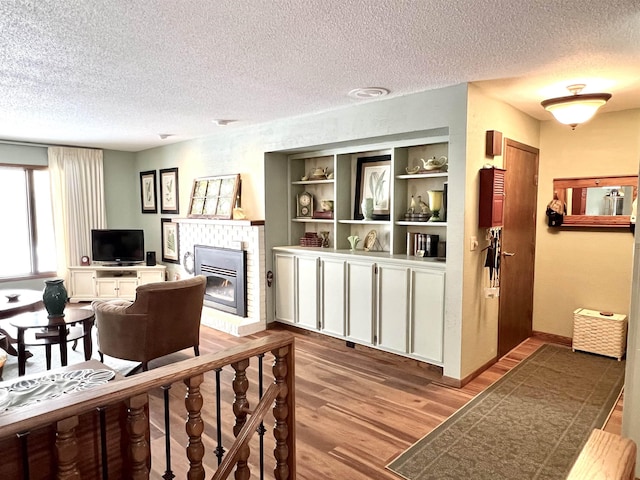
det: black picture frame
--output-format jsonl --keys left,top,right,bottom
{"left": 140, "top": 170, "right": 157, "bottom": 214}
{"left": 353, "top": 155, "right": 391, "bottom": 220}
{"left": 160, "top": 167, "right": 180, "bottom": 214}
{"left": 161, "top": 218, "right": 179, "bottom": 263}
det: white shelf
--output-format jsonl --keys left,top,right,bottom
{"left": 338, "top": 219, "right": 391, "bottom": 225}
{"left": 396, "top": 172, "right": 448, "bottom": 180}
{"left": 396, "top": 221, "right": 448, "bottom": 227}
{"left": 292, "top": 218, "right": 334, "bottom": 223}
{"left": 291, "top": 179, "right": 335, "bottom": 185}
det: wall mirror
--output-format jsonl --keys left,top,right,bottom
{"left": 553, "top": 175, "right": 638, "bottom": 227}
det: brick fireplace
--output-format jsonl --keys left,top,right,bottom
{"left": 174, "top": 218, "right": 266, "bottom": 336}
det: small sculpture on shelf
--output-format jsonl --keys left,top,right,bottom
{"left": 347, "top": 235, "right": 360, "bottom": 251}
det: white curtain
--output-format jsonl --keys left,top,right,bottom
{"left": 48, "top": 147, "right": 107, "bottom": 281}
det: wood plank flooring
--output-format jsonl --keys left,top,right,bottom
{"left": 145, "top": 324, "right": 623, "bottom": 479}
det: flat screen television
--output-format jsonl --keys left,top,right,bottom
{"left": 91, "top": 229, "right": 144, "bottom": 265}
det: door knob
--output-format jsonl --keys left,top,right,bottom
{"left": 502, "top": 251, "right": 515, "bottom": 257}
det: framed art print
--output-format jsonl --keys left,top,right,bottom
{"left": 161, "top": 218, "right": 179, "bottom": 263}
{"left": 140, "top": 170, "right": 157, "bottom": 214}
{"left": 353, "top": 155, "right": 391, "bottom": 220}
{"left": 160, "top": 167, "right": 179, "bottom": 214}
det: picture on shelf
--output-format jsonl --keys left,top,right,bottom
{"left": 354, "top": 155, "right": 391, "bottom": 220}
{"left": 187, "top": 174, "right": 241, "bottom": 219}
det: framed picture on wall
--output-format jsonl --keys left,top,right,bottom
{"left": 160, "top": 167, "right": 179, "bottom": 214}
{"left": 161, "top": 218, "right": 179, "bottom": 263}
{"left": 140, "top": 170, "right": 157, "bottom": 214}
{"left": 353, "top": 155, "right": 391, "bottom": 220}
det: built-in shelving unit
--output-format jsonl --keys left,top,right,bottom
{"left": 286, "top": 138, "right": 450, "bottom": 259}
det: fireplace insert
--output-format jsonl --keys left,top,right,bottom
{"left": 194, "top": 245, "right": 247, "bottom": 317}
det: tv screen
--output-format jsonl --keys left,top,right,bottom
{"left": 91, "top": 229, "right": 144, "bottom": 264}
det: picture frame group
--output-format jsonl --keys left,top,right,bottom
{"left": 140, "top": 167, "right": 180, "bottom": 215}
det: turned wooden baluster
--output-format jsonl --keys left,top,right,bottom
{"left": 126, "top": 393, "right": 150, "bottom": 479}
{"left": 55, "top": 416, "right": 80, "bottom": 480}
{"left": 272, "top": 345, "right": 295, "bottom": 480}
{"left": 232, "top": 358, "right": 251, "bottom": 480}
{"left": 185, "top": 374, "right": 205, "bottom": 480}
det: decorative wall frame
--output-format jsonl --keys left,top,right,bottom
{"left": 161, "top": 218, "right": 179, "bottom": 263}
{"left": 140, "top": 170, "right": 157, "bottom": 214}
{"left": 354, "top": 155, "right": 391, "bottom": 220}
{"left": 188, "top": 174, "right": 241, "bottom": 219}
{"left": 160, "top": 167, "right": 179, "bottom": 214}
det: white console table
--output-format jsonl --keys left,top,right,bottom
{"left": 68, "top": 265, "right": 166, "bottom": 302}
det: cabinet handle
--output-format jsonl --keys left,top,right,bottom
{"left": 502, "top": 251, "right": 515, "bottom": 257}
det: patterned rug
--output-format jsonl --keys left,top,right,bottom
{"left": 387, "top": 344, "right": 625, "bottom": 480}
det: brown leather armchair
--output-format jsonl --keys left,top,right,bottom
{"left": 92, "top": 275, "right": 207, "bottom": 371}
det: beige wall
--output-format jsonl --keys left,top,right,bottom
{"left": 460, "top": 85, "right": 540, "bottom": 378}
{"left": 533, "top": 109, "right": 640, "bottom": 337}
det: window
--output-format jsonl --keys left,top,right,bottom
{"left": 0, "top": 165, "right": 57, "bottom": 279}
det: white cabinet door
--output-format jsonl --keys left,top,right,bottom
{"left": 296, "top": 256, "right": 319, "bottom": 329}
{"left": 321, "top": 257, "right": 346, "bottom": 336}
{"left": 138, "top": 269, "right": 164, "bottom": 285}
{"left": 411, "top": 268, "right": 445, "bottom": 363}
{"left": 117, "top": 278, "right": 138, "bottom": 299}
{"left": 70, "top": 269, "right": 96, "bottom": 300}
{"left": 274, "top": 253, "right": 295, "bottom": 324}
{"left": 377, "top": 264, "right": 410, "bottom": 354}
{"left": 95, "top": 279, "right": 118, "bottom": 299}
{"left": 346, "top": 260, "right": 375, "bottom": 345}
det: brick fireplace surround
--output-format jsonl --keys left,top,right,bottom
{"left": 174, "top": 218, "right": 266, "bottom": 336}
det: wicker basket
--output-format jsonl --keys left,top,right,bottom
{"left": 572, "top": 308, "right": 627, "bottom": 360}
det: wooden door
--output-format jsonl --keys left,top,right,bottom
{"left": 498, "top": 139, "right": 539, "bottom": 357}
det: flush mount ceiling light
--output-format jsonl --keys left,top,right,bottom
{"left": 158, "top": 133, "right": 173, "bottom": 140}
{"left": 348, "top": 87, "right": 390, "bottom": 99}
{"left": 541, "top": 84, "right": 611, "bottom": 129}
{"left": 213, "top": 119, "right": 235, "bottom": 126}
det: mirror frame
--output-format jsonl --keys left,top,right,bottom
{"left": 553, "top": 175, "right": 637, "bottom": 227}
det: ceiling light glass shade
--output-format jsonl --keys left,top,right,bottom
{"left": 541, "top": 92, "right": 611, "bottom": 128}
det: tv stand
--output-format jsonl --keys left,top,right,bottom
{"left": 104, "top": 262, "right": 144, "bottom": 267}
{"left": 68, "top": 264, "right": 166, "bottom": 302}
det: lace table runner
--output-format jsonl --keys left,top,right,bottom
{"left": 0, "top": 369, "right": 115, "bottom": 413}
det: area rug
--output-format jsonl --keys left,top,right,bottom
{"left": 387, "top": 344, "right": 625, "bottom": 480}
{"left": 1, "top": 329, "right": 141, "bottom": 382}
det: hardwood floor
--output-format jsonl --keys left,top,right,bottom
{"left": 145, "top": 323, "right": 623, "bottom": 479}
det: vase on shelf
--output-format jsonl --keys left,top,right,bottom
{"left": 42, "top": 279, "right": 68, "bottom": 318}
{"left": 427, "top": 190, "right": 444, "bottom": 222}
{"left": 361, "top": 197, "right": 374, "bottom": 221}
{"left": 347, "top": 235, "right": 360, "bottom": 251}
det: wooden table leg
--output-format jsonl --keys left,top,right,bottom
{"left": 17, "top": 328, "right": 26, "bottom": 376}
{"left": 59, "top": 325, "right": 68, "bottom": 367}
{"left": 45, "top": 345, "right": 52, "bottom": 370}
{"left": 82, "top": 320, "right": 93, "bottom": 361}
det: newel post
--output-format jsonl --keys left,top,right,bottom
{"left": 272, "top": 343, "right": 296, "bottom": 480}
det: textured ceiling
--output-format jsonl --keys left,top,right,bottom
{"left": 0, "top": 1, "right": 639, "bottom": 152}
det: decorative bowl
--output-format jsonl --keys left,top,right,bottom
{"left": 405, "top": 166, "right": 420, "bottom": 175}
{"left": 5, "top": 293, "right": 20, "bottom": 302}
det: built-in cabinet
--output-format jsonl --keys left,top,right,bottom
{"left": 68, "top": 265, "right": 166, "bottom": 302}
{"left": 273, "top": 248, "right": 445, "bottom": 365}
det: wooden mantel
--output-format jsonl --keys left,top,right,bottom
{"left": 174, "top": 218, "right": 265, "bottom": 226}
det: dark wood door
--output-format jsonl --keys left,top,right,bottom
{"left": 498, "top": 139, "right": 539, "bottom": 357}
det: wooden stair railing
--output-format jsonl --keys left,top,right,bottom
{"left": 0, "top": 332, "right": 296, "bottom": 480}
